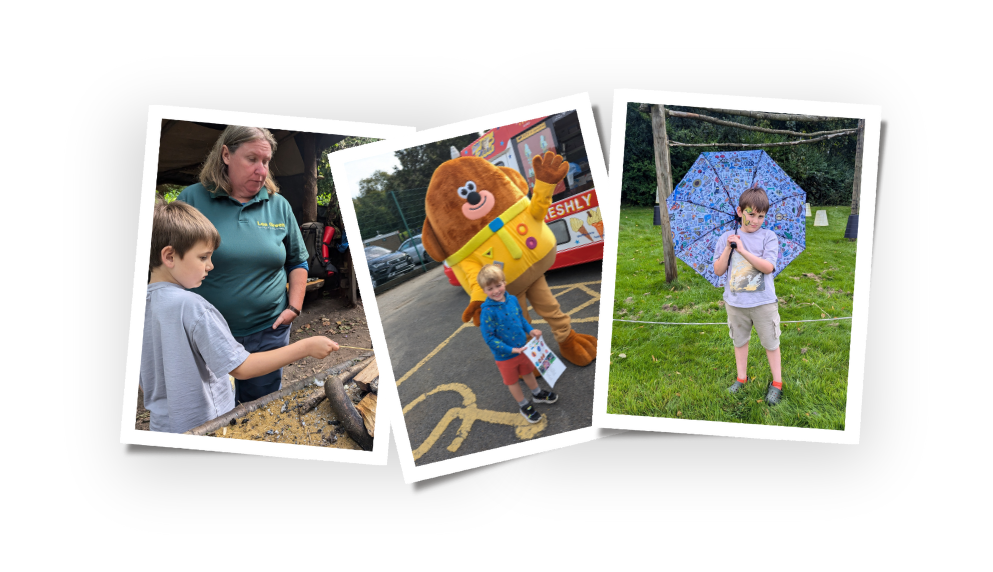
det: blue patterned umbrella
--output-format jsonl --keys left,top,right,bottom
{"left": 666, "top": 150, "right": 806, "bottom": 286}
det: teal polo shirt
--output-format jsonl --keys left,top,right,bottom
{"left": 176, "top": 183, "right": 308, "bottom": 336}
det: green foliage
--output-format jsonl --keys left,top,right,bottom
{"left": 317, "top": 137, "right": 380, "bottom": 229}
{"left": 607, "top": 205, "right": 856, "bottom": 428}
{"left": 620, "top": 103, "right": 659, "bottom": 207}
{"left": 622, "top": 104, "right": 860, "bottom": 207}
{"left": 352, "top": 133, "right": 479, "bottom": 241}
{"left": 157, "top": 184, "right": 184, "bottom": 203}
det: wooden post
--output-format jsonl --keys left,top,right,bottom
{"left": 651, "top": 104, "right": 678, "bottom": 283}
{"left": 846, "top": 119, "right": 865, "bottom": 241}
{"left": 349, "top": 250, "right": 358, "bottom": 307}
{"left": 297, "top": 132, "right": 318, "bottom": 223}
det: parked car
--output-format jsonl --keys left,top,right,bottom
{"left": 365, "top": 245, "right": 415, "bottom": 287}
{"left": 398, "top": 234, "right": 433, "bottom": 264}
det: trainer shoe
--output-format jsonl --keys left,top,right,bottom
{"left": 532, "top": 389, "right": 558, "bottom": 404}
{"left": 519, "top": 403, "right": 542, "bottom": 424}
{"left": 765, "top": 382, "right": 783, "bottom": 405}
{"left": 728, "top": 377, "right": 750, "bottom": 394}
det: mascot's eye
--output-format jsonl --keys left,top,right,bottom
{"left": 457, "top": 180, "right": 477, "bottom": 199}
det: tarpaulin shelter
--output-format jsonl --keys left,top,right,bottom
{"left": 156, "top": 120, "right": 346, "bottom": 225}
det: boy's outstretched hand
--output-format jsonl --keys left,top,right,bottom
{"left": 305, "top": 336, "right": 339, "bottom": 359}
{"left": 530, "top": 329, "right": 542, "bottom": 339}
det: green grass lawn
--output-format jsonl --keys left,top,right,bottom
{"left": 607, "top": 205, "right": 857, "bottom": 430}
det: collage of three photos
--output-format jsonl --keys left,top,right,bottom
{"left": 121, "top": 91, "right": 879, "bottom": 481}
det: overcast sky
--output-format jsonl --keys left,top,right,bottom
{"left": 341, "top": 151, "right": 403, "bottom": 199}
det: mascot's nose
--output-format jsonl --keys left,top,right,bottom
{"left": 466, "top": 191, "right": 481, "bottom": 205}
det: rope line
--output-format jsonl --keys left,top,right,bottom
{"left": 614, "top": 316, "right": 852, "bottom": 326}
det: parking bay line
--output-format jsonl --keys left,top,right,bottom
{"left": 396, "top": 280, "right": 601, "bottom": 388}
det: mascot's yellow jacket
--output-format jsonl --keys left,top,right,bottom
{"left": 447, "top": 178, "right": 557, "bottom": 302}
{"left": 421, "top": 152, "right": 597, "bottom": 367}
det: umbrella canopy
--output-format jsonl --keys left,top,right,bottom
{"left": 666, "top": 150, "right": 806, "bottom": 286}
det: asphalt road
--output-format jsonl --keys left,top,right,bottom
{"left": 376, "top": 261, "right": 602, "bottom": 466}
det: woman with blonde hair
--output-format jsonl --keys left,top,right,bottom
{"left": 177, "top": 125, "right": 309, "bottom": 404}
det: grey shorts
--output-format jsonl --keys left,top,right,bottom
{"left": 726, "top": 302, "right": 781, "bottom": 350}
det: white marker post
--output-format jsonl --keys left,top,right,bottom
{"left": 814, "top": 210, "right": 829, "bottom": 226}
{"left": 805, "top": 203, "right": 812, "bottom": 217}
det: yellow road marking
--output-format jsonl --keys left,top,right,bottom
{"left": 395, "top": 322, "right": 472, "bottom": 387}
{"left": 403, "top": 383, "right": 548, "bottom": 460}
{"left": 396, "top": 278, "right": 599, "bottom": 457}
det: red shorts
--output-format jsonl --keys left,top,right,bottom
{"left": 496, "top": 353, "right": 533, "bottom": 386}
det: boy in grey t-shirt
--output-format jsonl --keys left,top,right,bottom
{"left": 712, "top": 187, "right": 785, "bottom": 405}
{"left": 141, "top": 202, "right": 339, "bottom": 433}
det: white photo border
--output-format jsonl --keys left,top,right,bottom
{"left": 119, "top": 105, "right": 414, "bottom": 463}
{"left": 592, "top": 89, "right": 881, "bottom": 445}
{"left": 329, "top": 93, "right": 621, "bottom": 482}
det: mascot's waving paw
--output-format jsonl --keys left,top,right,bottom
{"left": 559, "top": 329, "right": 597, "bottom": 367}
{"left": 533, "top": 150, "right": 569, "bottom": 185}
{"left": 462, "top": 299, "right": 483, "bottom": 327}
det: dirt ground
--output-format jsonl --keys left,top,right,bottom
{"left": 135, "top": 287, "right": 373, "bottom": 433}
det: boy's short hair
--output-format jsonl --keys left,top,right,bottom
{"left": 150, "top": 200, "right": 221, "bottom": 270}
{"left": 739, "top": 186, "right": 770, "bottom": 214}
{"left": 477, "top": 264, "right": 506, "bottom": 289}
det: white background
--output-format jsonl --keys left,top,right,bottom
{"left": 4, "top": 1, "right": 985, "bottom": 568}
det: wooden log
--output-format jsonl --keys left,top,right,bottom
{"left": 184, "top": 357, "right": 371, "bottom": 436}
{"left": 185, "top": 376, "right": 316, "bottom": 436}
{"left": 665, "top": 110, "right": 855, "bottom": 137}
{"left": 296, "top": 387, "right": 327, "bottom": 415}
{"left": 349, "top": 250, "right": 358, "bottom": 307}
{"left": 650, "top": 104, "right": 678, "bottom": 283}
{"left": 700, "top": 108, "right": 838, "bottom": 122}
{"left": 669, "top": 130, "right": 856, "bottom": 148}
{"left": 325, "top": 360, "right": 375, "bottom": 451}
{"left": 353, "top": 358, "right": 379, "bottom": 393}
{"left": 355, "top": 394, "right": 377, "bottom": 438}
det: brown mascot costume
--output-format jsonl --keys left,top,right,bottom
{"left": 421, "top": 150, "right": 597, "bottom": 367}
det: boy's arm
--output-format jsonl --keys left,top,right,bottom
{"left": 229, "top": 337, "right": 337, "bottom": 379}
{"left": 188, "top": 299, "right": 338, "bottom": 380}
{"left": 713, "top": 233, "right": 733, "bottom": 275}
{"left": 735, "top": 232, "right": 777, "bottom": 274}
{"left": 735, "top": 248, "right": 775, "bottom": 275}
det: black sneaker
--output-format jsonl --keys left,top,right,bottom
{"left": 519, "top": 403, "right": 542, "bottom": 424}
{"left": 532, "top": 389, "right": 558, "bottom": 404}
{"left": 765, "top": 382, "right": 783, "bottom": 405}
{"left": 728, "top": 377, "right": 750, "bottom": 394}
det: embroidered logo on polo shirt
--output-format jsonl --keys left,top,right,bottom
{"left": 256, "top": 221, "right": 286, "bottom": 229}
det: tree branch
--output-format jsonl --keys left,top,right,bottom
{"left": 699, "top": 108, "right": 838, "bottom": 122}
{"left": 669, "top": 130, "right": 857, "bottom": 148}
{"left": 666, "top": 110, "right": 855, "bottom": 137}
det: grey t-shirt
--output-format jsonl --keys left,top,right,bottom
{"left": 713, "top": 228, "right": 779, "bottom": 308}
{"left": 140, "top": 282, "right": 249, "bottom": 433}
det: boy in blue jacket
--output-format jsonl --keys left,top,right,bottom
{"left": 477, "top": 264, "right": 558, "bottom": 424}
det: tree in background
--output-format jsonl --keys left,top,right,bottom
{"left": 316, "top": 136, "right": 380, "bottom": 233}
{"left": 621, "top": 103, "right": 859, "bottom": 207}
{"left": 353, "top": 133, "right": 479, "bottom": 241}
